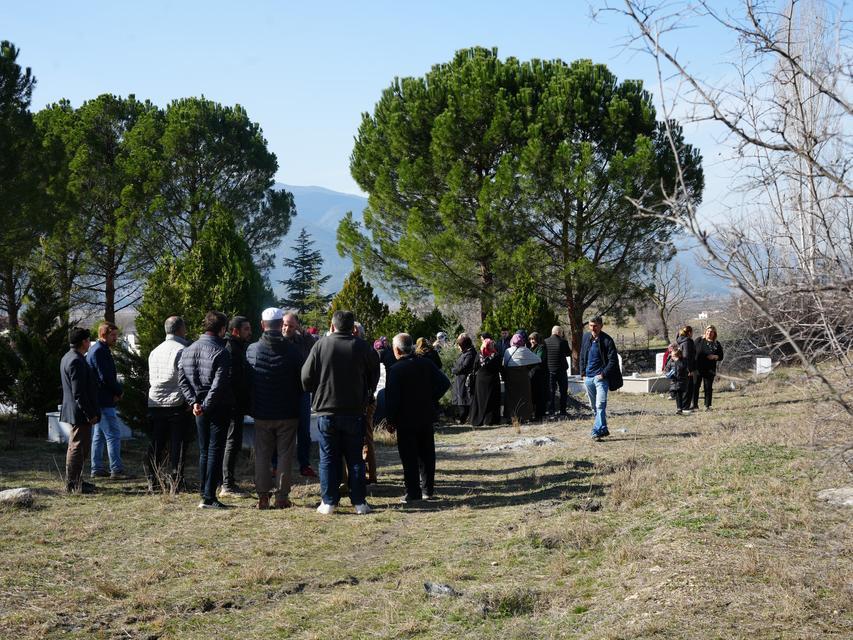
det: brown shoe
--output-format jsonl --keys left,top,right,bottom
{"left": 257, "top": 494, "right": 270, "bottom": 510}
{"left": 274, "top": 497, "right": 292, "bottom": 509}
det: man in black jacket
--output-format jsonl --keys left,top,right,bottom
{"left": 544, "top": 325, "right": 577, "bottom": 416}
{"left": 385, "top": 333, "right": 450, "bottom": 503}
{"left": 579, "top": 316, "right": 623, "bottom": 441}
{"left": 178, "top": 311, "right": 233, "bottom": 509}
{"left": 246, "top": 307, "right": 304, "bottom": 509}
{"left": 221, "top": 315, "right": 252, "bottom": 497}
{"left": 61, "top": 327, "right": 100, "bottom": 494}
{"left": 301, "top": 310, "right": 378, "bottom": 515}
{"left": 283, "top": 312, "right": 318, "bottom": 478}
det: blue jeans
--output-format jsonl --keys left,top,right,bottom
{"left": 196, "top": 409, "right": 229, "bottom": 502}
{"left": 91, "top": 407, "right": 123, "bottom": 474}
{"left": 584, "top": 376, "right": 609, "bottom": 436}
{"left": 317, "top": 414, "right": 366, "bottom": 506}
{"left": 297, "top": 392, "right": 312, "bottom": 468}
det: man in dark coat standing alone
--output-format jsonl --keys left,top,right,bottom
{"left": 385, "top": 333, "right": 450, "bottom": 503}
{"left": 579, "top": 316, "right": 623, "bottom": 441}
{"left": 220, "top": 315, "right": 252, "bottom": 497}
{"left": 61, "top": 327, "right": 100, "bottom": 493}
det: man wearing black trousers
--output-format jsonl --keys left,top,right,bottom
{"left": 178, "top": 311, "right": 233, "bottom": 509}
{"left": 385, "top": 333, "right": 451, "bottom": 503}
{"left": 220, "top": 315, "right": 251, "bottom": 497}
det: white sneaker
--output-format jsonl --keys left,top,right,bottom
{"left": 354, "top": 502, "right": 372, "bottom": 515}
{"left": 316, "top": 501, "right": 336, "bottom": 515}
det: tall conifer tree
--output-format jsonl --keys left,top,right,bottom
{"left": 279, "top": 227, "right": 332, "bottom": 327}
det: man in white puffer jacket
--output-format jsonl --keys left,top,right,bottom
{"left": 145, "top": 316, "right": 192, "bottom": 492}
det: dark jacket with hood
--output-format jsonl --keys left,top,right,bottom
{"left": 86, "top": 339, "right": 123, "bottom": 408}
{"left": 677, "top": 334, "right": 697, "bottom": 372}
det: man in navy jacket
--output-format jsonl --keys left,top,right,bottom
{"left": 579, "top": 316, "right": 623, "bottom": 440}
{"left": 246, "top": 307, "right": 304, "bottom": 509}
{"left": 61, "top": 327, "right": 100, "bottom": 493}
{"left": 178, "top": 311, "right": 233, "bottom": 509}
{"left": 87, "top": 322, "right": 126, "bottom": 479}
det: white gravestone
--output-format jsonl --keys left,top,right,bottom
{"left": 755, "top": 357, "right": 773, "bottom": 375}
{"left": 655, "top": 351, "right": 666, "bottom": 373}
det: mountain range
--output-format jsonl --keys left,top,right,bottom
{"left": 270, "top": 184, "right": 729, "bottom": 302}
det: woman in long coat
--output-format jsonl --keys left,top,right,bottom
{"left": 694, "top": 325, "right": 724, "bottom": 410}
{"left": 469, "top": 338, "right": 502, "bottom": 426}
{"left": 502, "top": 333, "right": 541, "bottom": 423}
{"left": 528, "top": 332, "right": 549, "bottom": 421}
{"left": 451, "top": 334, "right": 476, "bottom": 423}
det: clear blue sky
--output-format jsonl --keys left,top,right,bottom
{"left": 8, "top": 1, "right": 737, "bottom": 198}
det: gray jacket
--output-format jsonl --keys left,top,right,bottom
{"left": 148, "top": 334, "right": 190, "bottom": 408}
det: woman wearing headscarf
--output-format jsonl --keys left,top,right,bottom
{"left": 694, "top": 325, "right": 724, "bottom": 410}
{"left": 450, "top": 333, "right": 476, "bottom": 423}
{"left": 528, "top": 332, "right": 549, "bottom": 421}
{"left": 502, "top": 332, "right": 541, "bottom": 423}
{"left": 469, "top": 338, "right": 503, "bottom": 426}
{"left": 416, "top": 337, "right": 442, "bottom": 370}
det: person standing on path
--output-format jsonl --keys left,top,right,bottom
{"left": 246, "top": 308, "right": 305, "bottom": 510}
{"left": 178, "top": 311, "right": 233, "bottom": 509}
{"left": 87, "top": 322, "right": 127, "bottom": 479}
{"left": 693, "top": 325, "right": 724, "bottom": 410}
{"left": 579, "top": 316, "right": 623, "bottom": 440}
{"left": 61, "top": 327, "right": 100, "bottom": 494}
{"left": 300, "top": 310, "right": 377, "bottom": 515}
{"left": 385, "top": 333, "right": 450, "bottom": 503}
{"left": 145, "top": 315, "right": 192, "bottom": 492}
{"left": 220, "top": 315, "right": 252, "bottom": 498}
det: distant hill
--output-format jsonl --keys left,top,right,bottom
{"left": 270, "top": 184, "right": 730, "bottom": 302}
{"left": 270, "top": 185, "right": 367, "bottom": 299}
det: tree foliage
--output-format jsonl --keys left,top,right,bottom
{"left": 340, "top": 48, "right": 703, "bottom": 362}
{"left": 340, "top": 47, "right": 533, "bottom": 319}
{"left": 136, "top": 209, "right": 272, "bottom": 358}
{"left": 6, "top": 268, "right": 69, "bottom": 418}
{"left": 327, "top": 268, "right": 388, "bottom": 339}
{"left": 0, "top": 41, "right": 48, "bottom": 329}
{"left": 155, "top": 97, "right": 296, "bottom": 271}
{"left": 279, "top": 227, "right": 332, "bottom": 328}
{"left": 482, "top": 280, "right": 559, "bottom": 339}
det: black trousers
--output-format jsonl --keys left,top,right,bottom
{"left": 222, "top": 411, "right": 244, "bottom": 488}
{"left": 396, "top": 424, "right": 435, "bottom": 499}
{"left": 674, "top": 387, "right": 688, "bottom": 411}
{"left": 146, "top": 407, "right": 192, "bottom": 486}
{"left": 548, "top": 369, "right": 568, "bottom": 414}
{"left": 692, "top": 374, "right": 715, "bottom": 407}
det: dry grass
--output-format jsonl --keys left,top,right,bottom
{"left": 0, "top": 371, "right": 850, "bottom": 639}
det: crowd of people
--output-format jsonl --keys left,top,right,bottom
{"left": 58, "top": 310, "right": 723, "bottom": 510}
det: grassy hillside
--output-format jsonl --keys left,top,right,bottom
{"left": 0, "top": 374, "right": 850, "bottom": 639}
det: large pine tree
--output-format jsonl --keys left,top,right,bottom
{"left": 279, "top": 227, "right": 332, "bottom": 327}
{"left": 327, "top": 268, "right": 388, "bottom": 339}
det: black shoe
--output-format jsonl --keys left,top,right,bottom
{"left": 90, "top": 470, "right": 109, "bottom": 478}
{"left": 110, "top": 470, "right": 132, "bottom": 480}
{"left": 66, "top": 481, "right": 97, "bottom": 494}
{"left": 198, "top": 499, "right": 229, "bottom": 509}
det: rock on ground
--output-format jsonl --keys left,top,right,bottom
{"left": 817, "top": 487, "right": 853, "bottom": 507}
{"left": 483, "top": 436, "right": 558, "bottom": 453}
{"left": 0, "top": 487, "right": 35, "bottom": 508}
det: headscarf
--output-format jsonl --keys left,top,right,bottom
{"left": 481, "top": 338, "right": 496, "bottom": 357}
{"left": 373, "top": 337, "right": 387, "bottom": 351}
{"left": 510, "top": 333, "right": 526, "bottom": 348}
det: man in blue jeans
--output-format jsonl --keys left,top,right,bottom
{"left": 579, "top": 316, "right": 623, "bottom": 441}
{"left": 300, "top": 310, "right": 379, "bottom": 515}
{"left": 178, "top": 311, "right": 233, "bottom": 509}
{"left": 87, "top": 322, "right": 126, "bottom": 479}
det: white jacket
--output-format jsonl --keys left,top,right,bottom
{"left": 148, "top": 335, "right": 190, "bottom": 408}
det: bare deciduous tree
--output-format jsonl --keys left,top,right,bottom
{"left": 600, "top": 0, "right": 853, "bottom": 448}
{"left": 644, "top": 261, "right": 691, "bottom": 344}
